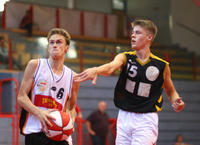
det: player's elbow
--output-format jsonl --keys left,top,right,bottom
{"left": 17, "top": 95, "right": 23, "bottom": 106}
{"left": 17, "top": 92, "right": 26, "bottom": 107}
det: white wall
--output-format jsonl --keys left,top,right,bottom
{"left": 126, "top": 0, "right": 171, "bottom": 45}
{"left": 76, "top": 0, "right": 112, "bottom": 13}
{"left": 12, "top": 0, "right": 69, "bottom": 8}
{"left": 171, "top": 0, "right": 200, "bottom": 54}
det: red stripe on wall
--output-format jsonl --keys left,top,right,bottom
{"left": 29, "top": 5, "right": 34, "bottom": 24}
{"left": 126, "top": 16, "right": 131, "bottom": 39}
{"left": 56, "top": 8, "right": 60, "bottom": 28}
{"left": 80, "top": 11, "right": 85, "bottom": 35}
{"left": 194, "top": 0, "right": 200, "bottom": 7}
{"left": 2, "top": 3, "right": 6, "bottom": 29}
{"left": 104, "top": 15, "right": 108, "bottom": 38}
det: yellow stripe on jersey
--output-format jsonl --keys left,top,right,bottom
{"left": 155, "top": 105, "right": 162, "bottom": 112}
{"left": 122, "top": 51, "right": 136, "bottom": 64}
{"left": 150, "top": 53, "right": 169, "bottom": 65}
{"left": 136, "top": 57, "right": 151, "bottom": 66}
{"left": 123, "top": 51, "right": 136, "bottom": 55}
{"left": 157, "top": 95, "right": 163, "bottom": 103}
{"left": 122, "top": 53, "right": 127, "bottom": 65}
{"left": 123, "top": 51, "right": 135, "bottom": 65}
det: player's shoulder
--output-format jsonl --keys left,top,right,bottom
{"left": 123, "top": 51, "right": 136, "bottom": 56}
{"left": 64, "top": 64, "right": 72, "bottom": 71}
{"left": 150, "top": 53, "right": 169, "bottom": 65}
{"left": 27, "top": 59, "right": 39, "bottom": 68}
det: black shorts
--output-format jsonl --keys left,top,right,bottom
{"left": 25, "top": 132, "right": 69, "bottom": 145}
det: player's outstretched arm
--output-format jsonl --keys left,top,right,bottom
{"left": 17, "top": 59, "right": 55, "bottom": 133}
{"left": 74, "top": 53, "right": 125, "bottom": 85}
{"left": 164, "top": 64, "right": 185, "bottom": 112}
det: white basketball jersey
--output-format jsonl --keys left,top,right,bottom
{"left": 21, "top": 58, "right": 73, "bottom": 134}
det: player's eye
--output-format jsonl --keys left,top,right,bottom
{"left": 49, "top": 41, "right": 55, "bottom": 45}
{"left": 132, "top": 31, "right": 142, "bottom": 35}
{"left": 55, "top": 40, "right": 62, "bottom": 45}
{"left": 49, "top": 40, "right": 63, "bottom": 45}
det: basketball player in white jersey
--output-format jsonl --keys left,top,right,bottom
{"left": 74, "top": 19, "right": 185, "bottom": 145}
{"left": 18, "top": 28, "right": 79, "bottom": 145}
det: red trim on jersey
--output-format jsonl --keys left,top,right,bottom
{"left": 63, "top": 93, "right": 69, "bottom": 111}
{"left": 34, "top": 95, "right": 63, "bottom": 110}
{"left": 75, "top": 104, "right": 81, "bottom": 113}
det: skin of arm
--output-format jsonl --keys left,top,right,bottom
{"left": 164, "top": 64, "right": 185, "bottom": 112}
{"left": 74, "top": 53, "right": 125, "bottom": 84}
{"left": 64, "top": 72, "right": 80, "bottom": 123}
{"left": 86, "top": 120, "right": 95, "bottom": 135}
{"left": 69, "top": 72, "right": 80, "bottom": 110}
{"left": 17, "top": 59, "right": 55, "bottom": 133}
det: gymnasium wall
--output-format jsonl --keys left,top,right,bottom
{"left": 171, "top": 0, "right": 200, "bottom": 55}
{"left": 126, "top": 0, "right": 200, "bottom": 54}
{"left": 0, "top": 71, "right": 23, "bottom": 113}
{"left": 8, "top": 0, "right": 200, "bottom": 55}
{"left": 11, "top": 0, "right": 113, "bottom": 13}
{"left": 5, "top": 1, "right": 117, "bottom": 38}
{"left": 126, "top": 0, "right": 171, "bottom": 45}
{"left": 11, "top": 0, "right": 69, "bottom": 9}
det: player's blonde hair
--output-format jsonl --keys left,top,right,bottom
{"left": 131, "top": 19, "right": 158, "bottom": 40}
{"left": 47, "top": 28, "right": 71, "bottom": 45}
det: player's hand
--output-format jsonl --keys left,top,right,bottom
{"left": 74, "top": 67, "right": 98, "bottom": 85}
{"left": 89, "top": 130, "right": 96, "bottom": 136}
{"left": 36, "top": 109, "right": 57, "bottom": 134}
{"left": 172, "top": 98, "right": 185, "bottom": 112}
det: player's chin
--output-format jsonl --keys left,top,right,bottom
{"left": 132, "top": 46, "right": 140, "bottom": 50}
{"left": 131, "top": 44, "right": 136, "bottom": 49}
{"left": 52, "top": 55, "right": 61, "bottom": 60}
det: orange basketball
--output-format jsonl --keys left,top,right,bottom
{"left": 45, "top": 110, "right": 73, "bottom": 141}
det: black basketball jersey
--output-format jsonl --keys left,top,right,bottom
{"left": 114, "top": 51, "right": 169, "bottom": 113}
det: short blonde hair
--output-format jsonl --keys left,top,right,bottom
{"left": 131, "top": 19, "right": 158, "bottom": 40}
{"left": 47, "top": 28, "right": 71, "bottom": 45}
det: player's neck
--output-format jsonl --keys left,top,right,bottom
{"left": 136, "top": 47, "right": 151, "bottom": 62}
{"left": 48, "top": 58, "right": 64, "bottom": 75}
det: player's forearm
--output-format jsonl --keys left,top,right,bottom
{"left": 167, "top": 91, "right": 180, "bottom": 104}
{"left": 96, "top": 63, "right": 115, "bottom": 76}
{"left": 86, "top": 121, "right": 93, "bottom": 133}
{"left": 69, "top": 82, "right": 80, "bottom": 110}
{"left": 18, "top": 93, "right": 41, "bottom": 117}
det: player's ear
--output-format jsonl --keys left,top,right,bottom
{"left": 147, "top": 33, "right": 153, "bottom": 41}
{"left": 64, "top": 45, "right": 69, "bottom": 53}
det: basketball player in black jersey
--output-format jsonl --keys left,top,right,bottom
{"left": 75, "top": 19, "right": 185, "bottom": 145}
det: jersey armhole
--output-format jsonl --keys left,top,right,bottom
{"left": 68, "top": 70, "right": 73, "bottom": 99}
{"left": 122, "top": 53, "right": 127, "bottom": 65}
{"left": 33, "top": 59, "right": 41, "bottom": 83}
{"left": 163, "top": 62, "right": 169, "bottom": 80}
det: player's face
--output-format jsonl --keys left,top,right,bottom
{"left": 99, "top": 102, "right": 106, "bottom": 113}
{"left": 48, "top": 34, "right": 69, "bottom": 59}
{"left": 131, "top": 25, "right": 152, "bottom": 50}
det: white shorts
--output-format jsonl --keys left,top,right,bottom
{"left": 67, "top": 136, "right": 72, "bottom": 145}
{"left": 116, "top": 109, "right": 158, "bottom": 145}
